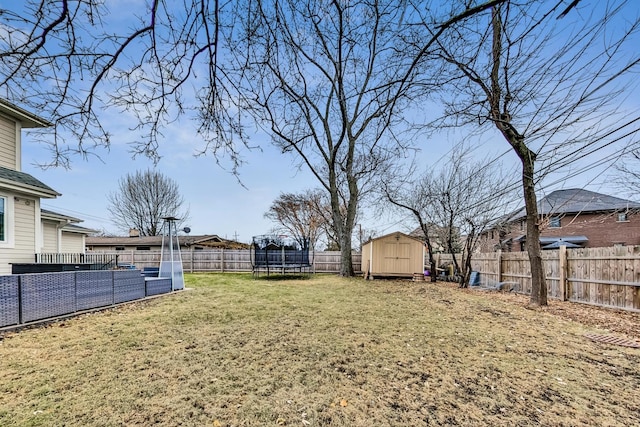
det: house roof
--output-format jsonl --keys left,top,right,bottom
{"left": 0, "top": 98, "right": 53, "bottom": 128}
{"left": 61, "top": 223, "right": 98, "bottom": 235}
{"left": 0, "top": 166, "right": 60, "bottom": 198}
{"left": 41, "top": 208, "right": 82, "bottom": 223}
{"left": 507, "top": 188, "right": 640, "bottom": 220}
{"left": 86, "top": 234, "right": 249, "bottom": 249}
{"left": 40, "top": 208, "right": 97, "bottom": 234}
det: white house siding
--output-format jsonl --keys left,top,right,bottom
{"left": 42, "top": 221, "right": 59, "bottom": 252}
{"left": 0, "top": 116, "right": 17, "bottom": 170}
{"left": 61, "top": 232, "right": 85, "bottom": 253}
{"left": 0, "top": 196, "right": 36, "bottom": 274}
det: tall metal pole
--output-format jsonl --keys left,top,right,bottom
{"left": 168, "top": 219, "right": 175, "bottom": 289}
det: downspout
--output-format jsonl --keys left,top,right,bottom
{"left": 56, "top": 219, "right": 72, "bottom": 253}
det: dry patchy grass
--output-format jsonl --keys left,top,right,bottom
{"left": 0, "top": 273, "right": 638, "bottom": 426}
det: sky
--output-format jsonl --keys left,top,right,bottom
{"left": 22, "top": 122, "right": 320, "bottom": 243}
{"left": 9, "top": 0, "right": 640, "bottom": 244}
{"left": 20, "top": 109, "right": 636, "bottom": 244}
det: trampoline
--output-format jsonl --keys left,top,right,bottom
{"left": 250, "top": 235, "right": 312, "bottom": 276}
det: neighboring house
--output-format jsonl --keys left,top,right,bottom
{"left": 0, "top": 98, "right": 94, "bottom": 274}
{"left": 478, "top": 188, "right": 640, "bottom": 252}
{"left": 409, "top": 225, "right": 460, "bottom": 253}
{"left": 40, "top": 209, "right": 95, "bottom": 253}
{"left": 86, "top": 233, "right": 250, "bottom": 252}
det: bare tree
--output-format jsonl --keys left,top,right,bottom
{"left": 306, "top": 188, "right": 346, "bottom": 252}
{"left": 385, "top": 146, "right": 514, "bottom": 285}
{"left": 107, "top": 170, "right": 188, "bottom": 236}
{"left": 614, "top": 148, "right": 640, "bottom": 200}
{"left": 0, "top": 0, "right": 243, "bottom": 170}
{"left": 265, "top": 190, "right": 327, "bottom": 250}
{"left": 231, "top": 0, "right": 507, "bottom": 276}
{"left": 384, "top": 179, "right": 440, "bottom": 283}
{"left": 426, "top": 149, "right": 516, "bottom": 287}
{"left": 232, "top": 0, "right": 418, "bottom": 275}
{"left": 0, "top": 0, "right": 508, "bottom": 276}
{"left": 432, "top": 0, "right": 640, "bottom": 305}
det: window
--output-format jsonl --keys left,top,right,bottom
{"left": 115, "top": 246, "right": 126, "bottom": 251}
{"left": 136, "top": 246, "right": 151, "bottom": 251}
{"left": 617, "top": 212, "right": 628, "bottom": 222}
{"left": 0, "top": 197, "right": 5, "bottom": 241}
{"left": 520, "top": 220, "right": 525, "bottom": 231}
{"left": 549, "top": 216, "right": 561, "bottom": 228}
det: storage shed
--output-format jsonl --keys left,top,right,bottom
{"left": 361, "top": 232, "right": 425, "bottom": 280}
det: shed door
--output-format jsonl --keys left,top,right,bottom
{"left": 382, "top": 241, "right": 411, "bottom": 273}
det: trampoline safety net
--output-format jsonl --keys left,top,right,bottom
{"left": 250, "top": 235, "right": 312, "bottom": 275}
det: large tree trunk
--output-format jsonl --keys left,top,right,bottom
{"left": 522, "top": 156, "right": 547, "bottom": 306}
{"left": 489, "top": 6, "right": 546, "bottom": 306}
{"left": 504, "top": 132, "right": 547, "bottom": 306}
{"left": 339, "top": 231, "right": 354, "bottom": 277}
{"left": 329, "top": 168, "right": 356, "bottom": 277}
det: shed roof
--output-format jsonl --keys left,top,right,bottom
{"left": 363, "top": 231, "right": 424, "bottom": 246}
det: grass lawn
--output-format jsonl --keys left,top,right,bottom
{"left": 0, "top": 273, "right": 638, "bottom": 426}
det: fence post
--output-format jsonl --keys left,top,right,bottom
{"left": 312, "top": 251, "right": 316, "bottom": 272}
{"left": 559, "top": 245, "right": 568, "bottom": 301}
{"left": 190, "top": 246, "right": 194, "bottom": 273}
{"left": 221, "top": 248, "right": 225, "bottom": 273}
{"left": 497, "top": 250, "right": 502, "bottom": 283}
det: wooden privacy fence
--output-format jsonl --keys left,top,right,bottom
{"left": 88, "top": 250, "right": 363, "bottom": 274}
{"left": 468, "top": 246, "right": 640, "bottom": 312}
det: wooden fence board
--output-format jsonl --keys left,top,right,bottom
{"left": 89, "top": 250, "right": 362, "bottom": 274}
{"left": 467, "top": 245, "right": 640, "bottom": 312}
{"left": 88, "top": 246, "right": 640, "bottom": 312}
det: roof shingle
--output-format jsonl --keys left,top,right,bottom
{"left": 0, "top": 166, "right": 59, "bottom": 196}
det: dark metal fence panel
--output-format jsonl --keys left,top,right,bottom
{"left": 0, "top": 270, "right": 178, "bottom": 330}
{"left": 113, "top": 270, "right": 145, "bottom": 303}
{"left": 0, "top": 275, "right": 19, "bottom": 327}
{"left": 76, "top": 271, "right": 114, "bottom": 310}
{"left": 20, "top": 272, "right": 76, "bottom": 323}
{"left": 145, "top": 278, "right": 172, "bottom": 296}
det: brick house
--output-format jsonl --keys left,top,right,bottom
{"left": 478, "top": 188, "right": 640, "bottom": 252}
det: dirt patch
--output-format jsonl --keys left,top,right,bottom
{"left": 462, "top": 284, "right": 640, "bottom": 340}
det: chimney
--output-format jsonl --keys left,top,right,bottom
{"left": 129, "top": 228, "right": 140, "bottom": 238}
